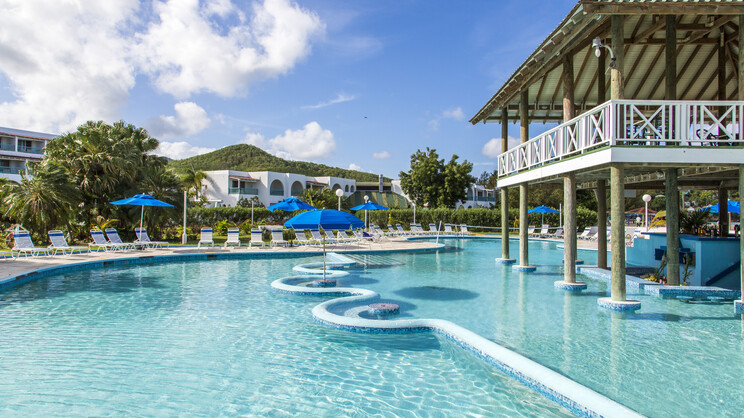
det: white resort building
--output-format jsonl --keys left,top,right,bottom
{"left": 0, "top": 127, "right": 57, "bottom": 182}
{"left": 202, "top": 170, "right": 357, "bottom": 207}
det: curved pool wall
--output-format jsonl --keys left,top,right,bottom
{"left": 271, "top": 276, "right": 639, "bottom": 418}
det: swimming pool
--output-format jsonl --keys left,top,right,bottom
{"left": 1, "top": 238, "right": 742, "bottom": 416}
{"left": 0, "top": 253, "right": 568, "bottom": 416}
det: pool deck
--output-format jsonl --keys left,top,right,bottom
{"left": 0, "top": 238, "right": 442, "bottom": 284}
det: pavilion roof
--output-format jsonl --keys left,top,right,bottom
{"left": 470, "top": 0, "right": 744, "bottom": 124}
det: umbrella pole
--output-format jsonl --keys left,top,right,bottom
{"left": 139, "top": 205, "right": 144, "bottom": 233}
{"left": 322, "top": 231, "right": 326, "bottom": 281}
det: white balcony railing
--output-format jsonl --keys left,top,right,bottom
{"left": 497, "top": 100, "right": 744, "bottom": 178}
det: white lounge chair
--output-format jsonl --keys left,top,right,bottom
{"left": 309, "top": 229, "right": 325, "bottom": 244}
{"left": 412, "top": 224, "right": 426, "bottom": 235}
{"left": 460, "top": 224, "right": 474, "bottom": 236}
{"left": 271, "top": 229, "right": 289, "bottom": 247}
{"left": 335, "top": 230, "right": 353, "bottom": 244}
{"left": 224, "top": 227, "right": 241, "bottom": 247}
{"left": 105, "top": 229, "right": 141, "bottom": 250}
{"left": 250, "top": 228, "right": 264, "bottom": 248}
{"left": 428, "top": 223, "right": 439, "bottom": 235}
{"left": 48, "top": 230, "right": 88, "bottom": 256}
{"left": 527, "top": 225, "right": 537, "bottom": 237}
{"left": 135, "top": 227, "right": 169, "bottom": 248}
{"left": 11, "top": 231, "right": 49, "bottom": 259}
{"left": 538, "top": 224, "right": 550, "bottom": 237}
{"left": 443, "top": 224, "right": 454, "bottom": 234}
{"left": 551, "top": 227, "right": 564, "bottom": 239}
{"left": 292, "top": 228, "right": 314, "bottom": 246}
{"left": 89, "top": 229, "right": 125, "bottom": 251}
{"left": 198, "top": 227, "right": 214, "bottom": 248}
{"left": 395, "top": 224, "right": 408, "bottom": 236}
{"left": 386, "top": 224, "right": 399, "bottom": 236}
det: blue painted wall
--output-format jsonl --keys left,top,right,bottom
{"left": 627, "top": 233, "right": 740, "bottom": 290}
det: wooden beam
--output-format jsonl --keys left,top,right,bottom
{"left": 666, "top": 15, "right": 677, "bottom": 99}
{"left": 532, "top": 75, "right": 548, "bottom": 120}
{"left": 520, "top": 90, "right": 529, "bottom": 144}
{"left": 546, "top": 73, "right": 565, "bottom": 123}
{"left": 632, "top": 16, "right": 664, "bottom": 43}
{"left": 739, "top": 15, "right": 744, "bottom": 100}
{"left": 687, "top": 16, "right": 736, "bottom": 44}
{"left": 582, "top": 2, "right": 744, "bottom": 15}
{"left": 611, "top": 15, "right": 625, "bottom": 99}
{"left": 695, "top": 60, "right": 721, "bottom": 100}
{"left": 648, "top": 16, "right": 703, "bottom": 98}
{"left": 597, "top": 50, "right": 606, "bottom": 103}
{"left": 726, "top": 41, "right": 738, "bottom": 79}
{"left": 563, "top": 54, "right": 576, "bottom": 122}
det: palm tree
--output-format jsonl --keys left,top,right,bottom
{"left": 181, "top": 166, "right": 207, "bottom": 198}
{"left": 4, "top": 164, "right": 79, "bottom": 235}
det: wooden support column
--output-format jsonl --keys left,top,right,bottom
{"left": 718, "top": 33, "right": 727, "bottom": 101}
{"left": 498, "top": 108, "right": 514, "bottom": 263}
{"left": 611, "top": 15, "right": 625, "bottom": 100}
{"left": 564, "top": 173, "right": 577, "bottom": 283}
{"left": 598, "top": 53, "right": 606, "bottom": 104}
{"left": 596, "top": 180, "right": 607, "bottom": 269}
{"left": 666, "top": 169, "right": 680, "bottom": 286}
{"left": 561, "top": 54, "right": 579, "bottom": 285}
{"left": 610, "top": 164, "right": 626, "bottom": 300}
{"left": 720, "top": 187, "right": 729, "bottom": 238}
{"left": 515, "top": 90, "right": 534, "bottom": 272}
{"left": 739, "top": 16, "right": 744, "bottom": 100}
{"left": 665, "top": 15, "right": 677, "bottom": 100}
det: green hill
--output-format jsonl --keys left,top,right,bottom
{"left": 168, "top": 144, "right": 385, "bottom": 182}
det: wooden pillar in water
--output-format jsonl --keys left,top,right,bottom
{"left": 610, "top": 164, "right": 626, "bottom": 300}
{"left": 516, "top": 90, "right": 534, "bottom": 271}
{"left": 596, "top": 181, "right": 607, "bottom": 269}
{"left": 562, "top": 54, "right": 577, "bottom": 283}
{"left": 666, "top": 169, "right": 680, "bottom": 285}
{"left": 499, "top": 108, "right": 514, "bottom": 262}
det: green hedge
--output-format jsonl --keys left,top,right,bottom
{"left": 187, "top": 206, "right": 598, "bottom": 233}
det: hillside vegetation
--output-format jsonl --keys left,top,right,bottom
{"left": 168, "top": 144, "right": 384, "bottom": 182}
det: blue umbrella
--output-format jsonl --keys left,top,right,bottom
{"left": 267, "top": 197, "right": 316, "bottom": 212}
{"left": 700, "top": 200, "right": 740, "bottom": 214}
{"left": 110, "top": 193, "right": 174, "bottom": 232}
{"left": 350, "top": 201, "right": 388, "bottom": 230}
{"left": 285, "top": 209, "right": 364, "bottom": 281}
{"left": 528, "top": 205, "right": 560, "bottom": 225}
{"left": 350, "top": 202, "right": 389, "bottom": 211}
{"left": 284, "top": 209, "right": 364, "bottom": 230}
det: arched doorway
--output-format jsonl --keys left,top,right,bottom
{"left": 270, "top": 179, "right": 284, "bottom": 196}
{"left": 291, "top": 181, "right": 304, "bottom": 196}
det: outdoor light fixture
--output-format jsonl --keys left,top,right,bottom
{"left": 592, "top": 38, "right": 616, "bottom": 68}
{"left": 335, "top": 188, "right": 344, "bottom": 211}
{"left": 642, "top": 194, "right": 652, "bottom": 232}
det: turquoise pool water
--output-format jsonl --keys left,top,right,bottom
{"left": 0, "top": 254, "right": 568, "bottom": 416}
{"left": 2, "top": 238, "right": 742, "bottom": 416}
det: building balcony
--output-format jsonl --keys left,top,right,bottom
{"left": 497, "top": 100, "right": 744, "bottom": 186}
{"left": 0, "top": 143, "right": 15, "bottom": 152}
{"left": 0, "top": 166, "right": 25, "bottom": 175}
{"left": 18, "top": 145, "right": 44, "bottom": 154}
{"left": 269, "top": 189, "right": 284, "bottom": 196}
{"left": 228, "top": 187, "right": 258, "bottom": 195}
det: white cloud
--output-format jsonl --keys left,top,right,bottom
{"left": 482, "top": 136, "right": 520, "bottom": 158}
{"left": 136, "top": 0, "right": 325, "bottom": 98}
{"left": 0, "top": 0, "right": 325, "bottom": 132}
{"left": 242, "top": 121, "right": 335, "bottom": 160}
{"left": 428, "top": 106, "right": 465, "bottom": 131}
{"left": 442, "top": 107, "right": 465, "bottom": 121}
{"left": 154, "top": 141, "right": 216, "bottom": 160}
{"left": 302, "top": 93, "right": 356, "bottom": 110}
{"left": 372, "top": 151, "right": 390, "bottom": 159}
{"left": 148, "top": 101, "right": 211, "bottom": 139}
{"left": 0, "top": 0, "right": 139, "bottom": 132}
{"left": 348, "top": 163, "right": 362, "bottom": 171}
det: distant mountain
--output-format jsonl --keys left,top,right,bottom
{"left": 168, "top": 144, "right": 385, "bottom": 182}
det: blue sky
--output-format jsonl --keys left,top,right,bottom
{"left": 0, "top": 0, "right": 577, "bottom": 179}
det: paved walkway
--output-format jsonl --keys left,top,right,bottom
{"left": 1, "top": 238, "right": 442, "bottom": 281}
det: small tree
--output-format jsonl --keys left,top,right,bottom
{"left": 399, "top": 148, "right": 475, "bottom": 208}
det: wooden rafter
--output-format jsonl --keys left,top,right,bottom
{"left": 696, "top": 55, "right": 724, "bottom": 100}
{"left": 545, "top": 73, "right": 565, "bottom": 123}
{"left": 631, "top": 15, "right": 664, "bottom": 43}
{"left": 532, "top": 75, "right": 548, "bottom": 119}
{"left": 680, "top": 45, "right": 718, "bottom": 99}
{"left": 687, "top": 16, "right": 736, "bottom": 44}
{"left": 726, "top": 41, "right": 739, "bottom": 79}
